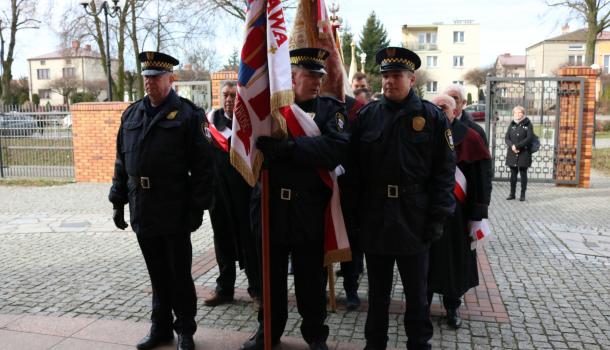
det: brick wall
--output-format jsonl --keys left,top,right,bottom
{"left": 211, "top": 70, "right": 238, "bottom": 110}
{"left": 71, "top": 102, "right": 130, "bottom": 183}
{"left": 557, "top": 66, "right": 597, "bottom": 188}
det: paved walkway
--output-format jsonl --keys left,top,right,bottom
{"left": 1, "top": 171, "right": 609, "bottom": 349}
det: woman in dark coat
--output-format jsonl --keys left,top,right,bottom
{"left": 504, "top": 105, "right": 533, "bottom": 201}
{"left": 428, "top": 95, "right": 492, "bottom": 329}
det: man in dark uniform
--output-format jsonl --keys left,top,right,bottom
{"left": 109, "top": 51, "right": 214, "bottom": 350}
{"left": 346, "top": 47, "right": 456, "bottom": 350}
{"left": 205, "top": 81, "right": 260, "bottom": 307}
{"left": 240, "top": 48, "right": 348, "bottom": 350}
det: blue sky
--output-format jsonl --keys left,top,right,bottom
{"left": 11, "top": 0, "right": 575, "bottom": 77}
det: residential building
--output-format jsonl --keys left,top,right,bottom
{"left": 595, "top": 31, "right": 610, "bottom": 75}
{"left": 494, "top": 53, "right": 526, "bottom": 78}
{"left": 402, "top": 20, "right": 480, "bottom": 100}
{"left": 525, "top": 27, "right": 591, "bottom": 77}
{"left": 27, "top": 40, "right": 118, "bottom": 105}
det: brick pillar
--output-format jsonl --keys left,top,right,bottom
{"left": 71, "top": 102, "right": 130, "bottom": 182}
{"left": 557, "top": 67, "right": 597, "bottom": 188}
{"left": 211, "top": 70, "right": 238, "bottom": 110}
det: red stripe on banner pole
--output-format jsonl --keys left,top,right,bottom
{"left": 454, "top": 183, "right": 466, "bottom": 204}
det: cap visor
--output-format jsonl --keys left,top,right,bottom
{"left": 380, "top": 64, "right": 412, "bottom": 72}
{"left": 142, "top": 69, "right": 169, "bottom": 76}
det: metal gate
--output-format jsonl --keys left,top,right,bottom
{"left": 484, "top": 77, "right": 584, "bottom": 184}
{"left": 0, "top": 105, "right": 74, "bottom": 179}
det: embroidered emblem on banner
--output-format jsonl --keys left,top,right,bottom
{"left": 412, "top": 116, "right": 426, "bottom": 132}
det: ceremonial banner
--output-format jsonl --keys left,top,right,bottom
{"left": 230, "top": 0, "right": 293, "bottom": 186}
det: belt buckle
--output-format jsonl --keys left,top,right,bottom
{"left": 280, "top": 188, "right": 292, "bottom": 200}
{"left": 140, "top": 177, "right": 150, "bottom": 189}
{"left": 387, "top": 185, "right": 399, "bottom": 198}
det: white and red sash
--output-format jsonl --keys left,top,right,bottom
{"left": 454, "top": 166, "right": 491, "bottom": 250}
{"left": 280, "top": 104, "right": 351, "bottom": 266}
{"left": 206, "top": 110, "right": 230, "bottom": 152}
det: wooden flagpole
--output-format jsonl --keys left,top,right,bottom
{"left": 327, "top": 265, "right": 337, "bottom": 312}
{"left": 261, "top": 167, "right": 272, "bottom": 350}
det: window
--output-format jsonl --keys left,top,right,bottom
{"left": 418, "top": 32, "right": 437, "bottom": 44}
{"left": 65, "top": 59, "right": 72, "bottom": 64}
{"left": 452, "top": 80, "right": 464, "bottom": 85}
{"left": 568, "top": 55, "right": 583, "bottom": 65}
{"left": 453, "top": 31, "right": 465, "bottom": 43}
{"left": 568, "top": 44, "right": 584, "bottom": 51}
{"left": 40, "top": 60, "right": 46, "bottom": 66}
{"left": 426, "top": 81, "right": 438, "bottom": 93}
{"left": 453, "top": 56, "right": 464, "bottom": 67}
{"left": 37, "top": 69, "right": 50, "bottom": 80}
{"left": 426, "top": 56, "right": 438, "bottom": 67}
{"left": 63, "top": 67, "right": 76, "bottom": 78}
{"left": 38, "top": 89, "right": 51, "bottom": 99}
{"left": 604, "top": 55, "right": 609, "bottom": 73}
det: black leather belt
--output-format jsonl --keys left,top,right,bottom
{"left": 371, "top": 184, "right": 426, "bottom": 198}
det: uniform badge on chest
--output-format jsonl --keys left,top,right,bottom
{"left": 412, "top": 116, "right": 426, "bottom": 132}
{"left": 166, "top": 110, "right": 178, "bottom": 120}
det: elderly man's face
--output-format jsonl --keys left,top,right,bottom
{"left": 292, "top": 68, "right": 324, "bottom": 102}
{"left": 382, "top": 70, "right": 414, "bottom": 102}
{"left": 436, "top": 101, "right": 457, "bottom": 123}
{"left": 446, "top": 90, "right": 466, "bottom": 117}
{"left": 144, "top": 72, "right": 174, "bottom": 106}
{"left": 351, "top": 78, "right": 368, "bottom": 91}
{"left": 222, "top": 85, "right": 237, "bottom": 116}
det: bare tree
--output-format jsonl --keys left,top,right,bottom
{"left": 0, "top": 0, "right": 40, "bottom": 104}
{"left": 546, "top": 0, "right": 610, "bottom": 65}
{"left": 414, "top": 70, "right": 429, "bottom": 98}
{"left": 48, "top": 77, "right": 79, "bottom": 105}
{"left": 84, "top": 79, "right": 107, "bottom": 100}
{"left": 464, "top": 66, "right": 494, "bottom": 99}
{"left": 190, "top": 0, "right": 298, "bottom": 21}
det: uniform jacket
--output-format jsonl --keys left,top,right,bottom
{"left": 504, "top": 117, "right": 533, "bottom": 168}
{"left": 266, "top": 96, "right": 349, "bottom": 247}
{"left": 429, "top": 119, "right": 491, "bottom": 296}
{"left": 108, "top": 90, "right": 215, "bottom": 237}
{"left": 347, "top": 90, "right": 456, "bottom": 256}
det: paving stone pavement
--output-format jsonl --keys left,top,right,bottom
{"left": 1, "top": 172, "right": 609, "bottom": 349}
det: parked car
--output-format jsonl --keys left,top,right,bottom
{"left": 464, "top": 103, "right": 485, "bottom": 121}
{"left": 0, "top": 112, "right": 37, "bottom": 136}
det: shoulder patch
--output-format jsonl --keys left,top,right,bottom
{"left": 336, "top": 112, "right": 346, "bottom": 131}
{"left": 201, "top": 119, "right": 212, "bottom": 143}
{"left": 445, "top": 129, "right": 455, "bottom": 151}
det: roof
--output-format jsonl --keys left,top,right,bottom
{"left": 527, "top": 28, "right": 610, "bottom": 50}
{"left": 27, "top": 47, "right": 116, "bottom": 61}
{"left": 496, "top": 54, "right": 526, "bottom": 67}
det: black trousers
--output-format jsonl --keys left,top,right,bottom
{"left": 209, "top": 170, "right": 260, "bottom": 298}
{"left": 365, "top": 250, "right": 433, "bottom": 350}
{"left": 509, "top": 166, "right": 528, "bottom": 194}
{"left": 340, "top": 250, "right": 363, "bottom": 294}
{"left": 137, "top": 233, "right": 197, "bottom": 335}
{"left": 255, "top": 242, "right": 329, "bottom": 344}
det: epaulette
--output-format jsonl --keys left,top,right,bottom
{"left": 319, "top": 95, "right": 343, "bottom": 105}
{"left": 357, "top": 99, "right": 380, "bottom": 115}
{"left": 121, "top": 98, "right": 143, "bottom": 122}
{"left": 179, "top": 96, "right": 205, "bottom": 113}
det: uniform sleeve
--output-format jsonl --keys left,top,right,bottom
{"left": 291, "top": 103, "right": 349, "bottom": 170}
{"left": 187, "top": 108, "right": 215, "bottom": 212}
{"left": 108, "top": 117, "right": 129, "bottom": 208}
{"left": 428, "top": 108, "right": 456, "bottom": 223}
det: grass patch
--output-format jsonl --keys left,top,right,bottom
{"left": 0, "top": 137, "right": 73, "bottom": 166}
{"left": 0, "top": 178, "right": 74, "bottom": 186}
{"left": 596, "top": 131, "right": 610, "bottom": 139}
{"left": 592, "top": 148, "right": 610, "bottom": 174}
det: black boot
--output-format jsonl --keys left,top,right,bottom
{"left": 520, "top": 189, "right": 526, "bottom": 201}
{"left": 446, "top": 307, "right": 462, "bottom": 329}
{"left": 177, "top": 334, "right": 195, "bottom": 350}
{"left": 136, "top": 327, "right": 174, "bottom": 350}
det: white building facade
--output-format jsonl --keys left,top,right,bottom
{"left": 402, "top": 20, "right": 481, "bottom": 101}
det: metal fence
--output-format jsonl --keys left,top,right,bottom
{"left": 0, "top": 105, "right": 74, "bottom": 179}
{"left": 484, "top": 77, "right": 584, "bottom": 184}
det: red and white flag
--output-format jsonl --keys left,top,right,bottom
{"left": 230, "top": 0, "right": 293, "bottom": 186}
{"left": 468, "top": 219, "right": 491, "bottom": 251}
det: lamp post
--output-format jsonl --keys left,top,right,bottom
{"left": 79, "top": 0, "right": 121, "bottom": 101}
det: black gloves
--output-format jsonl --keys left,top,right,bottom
{"left": 112, "top": 206, "right": 128, "bottom": 230}
{"left": 423, "top": 221, "right": 444, "bottom": 243}
{"left": 190, "top": 210, "right": 203, "bottom": 232}
{"left": 256, "top": 136, "right": 294, "bottom": 161}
